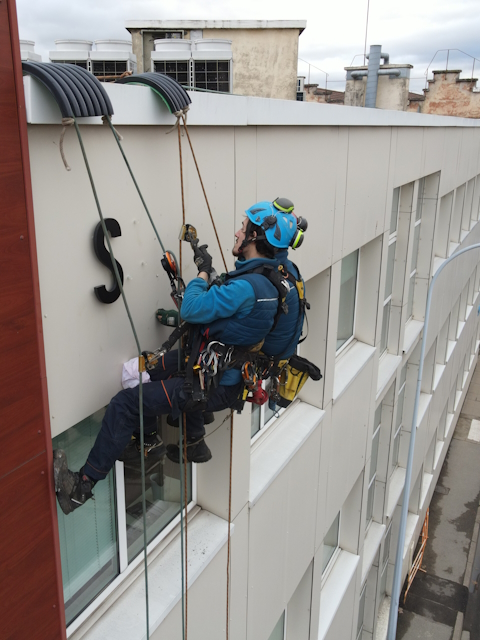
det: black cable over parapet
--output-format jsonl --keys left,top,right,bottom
{"left": 22, "top": 61, "right": 114, "bottom": 118}
{"left": 116, "top": 72, "right": 191, "bottom": 114}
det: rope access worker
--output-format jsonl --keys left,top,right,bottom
{"left": 54, "top": 198, "right": 309, "bottom": 515}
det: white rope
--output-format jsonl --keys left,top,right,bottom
{"left": 166, "top": 106, "right": 190, "bottom": 135}
{"left": 102, "top": 115, "right": 123, "bottom": 141}
{"left": 59, "top": 117, "right": 75, "bottom": 171}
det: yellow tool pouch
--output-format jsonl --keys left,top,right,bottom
{"left": 276, "top": 354, "right": 322, "bottom": 408}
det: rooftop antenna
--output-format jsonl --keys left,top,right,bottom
{"left": 363, "top": 0, "right": 371, "bottom": 65}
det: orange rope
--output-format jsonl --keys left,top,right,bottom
{"left": 226, "top": 413, "right": 234, "bottom": 639}
{"left": 181, "top": 117, "right": 228, "bottom": 273}
{"left": 182, "top": 413, "right": 189, "bottom": 639}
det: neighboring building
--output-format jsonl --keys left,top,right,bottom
{"left": 344, "top": 49, "right": 413, "bottom": 111}
{"left": 303, "top": 83, "right": 345, "bottom": 104}
{"left": 126, "top": 20, "right": 306, "bottom": 100}
{"left": 410, "top": 70, "right": 480, "bottom": 118}
{"left": 48, "top": 39, "right": 136, "bottom": 78}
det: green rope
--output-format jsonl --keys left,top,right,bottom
{"left": 104, "top": 116, "right": 169, "bottom": 255}
{"left": 105, "top": 116, "right": 186, "bottom": 640}
{"left": 105, "top": 115, "right": 188, "bottom": 639}
{"left": 72, "top": 119, "right": 150, "bottom": 640}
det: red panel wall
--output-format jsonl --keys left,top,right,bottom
{"left": 0, "top": 1, "right": 66, "bottom": 638}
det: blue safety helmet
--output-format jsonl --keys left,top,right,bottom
{"left": 245, "top": 198, "right": 298, "bottom": 249}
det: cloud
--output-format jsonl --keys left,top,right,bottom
{"left": 16, "top": 0, "right": 480, "bottom": 94}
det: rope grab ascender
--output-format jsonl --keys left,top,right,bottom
{"left": 22, "top": 62, "right": 321, "bottom": 640}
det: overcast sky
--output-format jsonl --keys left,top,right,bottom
{"left": 16, "top": 0, "right": 480, "bottom": 94}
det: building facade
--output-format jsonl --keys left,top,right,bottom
{"left": 17, "top": 74, "right": 480, "bottom": 640}
{"left": 126, "top": 20, "right": 306, "bottom": 100}
{"left": 4, "top": 0, "right": 480, "bottom": 626}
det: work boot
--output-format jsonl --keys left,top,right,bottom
{"left": 119, "top": 433, "right": 166, "bottom": 462}
{"left": 166, "top": 411, "right": 214, "bottom": 428}
{"left": 53, "top": 450, "right": 95, "bottom": 515}
{"left": 166, "top": 438, "right": 212, "bottom": 464}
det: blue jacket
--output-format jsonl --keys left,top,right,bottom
{"left": 181, "top": 254, "right": 304, "bottom": 384}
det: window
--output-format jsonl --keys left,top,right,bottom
{"left": 92, "top": 61, "right": 128, "bottom": 78}
{"left": 154, "top": 31, "right": 183, "bottom": 39}
{"left": 53, "top": 60, "right": 88, "bottom": 69}
{"left": 407, "top": 179, "right": 424, "bottom": 319}
{"left": 337, "top": 250, "right": 359, "bottom": 351}
{"left": 250, "top": 379, "right": 280, "bottom": 439}
{"left": 321, "top": 512, "right": 340, "bottom": 573}
{"left": 268, "top": 612, "right": 286, "bottom": 640}
{"left": 154, "top": 60, "right": 190, "bottom": 85}
{"left": 381, "top": 189, "right": 399, "bottom": 353}
{"left": 379, "top": 524, "right": 392, "bottom": 602}
{"left": 296, "top": 92, "right": 304, "bottom": 101}
{"left": 450, "top": 184, "right": 466, "bottom": 246}
{"left": 356, "top": 583, "right": 367, "bottom": 640}
{"left": 366, "top": 405, "right": 381, "bottom": 528}
{"left": 392, "top": 364, "right": 407, "bottom": 469}
{"left": 194, "top": 60, "right": 230, "bottom": 92}
{"left": 53, "top": 410, "right": 119, "bottom": 624}
{"left": 381, "top": 237, "right": 396, "bottom": 354}
{"left": 53, "top": 410, "right": 192, "bottom": 624}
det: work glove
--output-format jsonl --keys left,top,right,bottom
{"left": 193, "top": 244, "right": 214, "bottom": 274}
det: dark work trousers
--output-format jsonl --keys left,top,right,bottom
{"left": 83, "top": 350, "right": 242, "bottom": 481}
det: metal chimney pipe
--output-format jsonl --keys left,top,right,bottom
{"left": 365, "top": 44, "right": 382, "bottom": 108}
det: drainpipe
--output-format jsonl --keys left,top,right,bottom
{"left": 364, "top": 45, "right": 390, "bottom": 107}
{"left": 387, "top": 242, "right": 480, "bottom": 640}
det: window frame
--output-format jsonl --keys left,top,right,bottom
{"left": 356, "top": 582, "right": 367, "bottom": 640}
{"left": 57, "top": 413, "right": 198, "bottom": 634}
{"left": 336, "top": 249, "right": 360, "bottom": 355}
{"left": 407, "top": 179, "right": 424, "bottom": 321}
{"left": 392, "top": 365, "right": 407, "bottom": 471}
{"left": 366, "top": 405, "right": 382, "bottom": 530}
{"left": 321, "top": 511, "right": 341, "bottom": 581}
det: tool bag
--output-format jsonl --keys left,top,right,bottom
{"left": 274, "top": 354, "right": 322, "bottom": 408}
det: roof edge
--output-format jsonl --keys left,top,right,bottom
{"left": 125, "top": 20, "right": 306, "bottom": 34}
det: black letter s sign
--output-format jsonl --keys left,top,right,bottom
{"left": 93, "top": 219, "right": 124, "bottom": 304}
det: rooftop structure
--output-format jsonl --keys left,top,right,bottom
{"left": 126, "top": 19, "right": 306, "bottom": 100}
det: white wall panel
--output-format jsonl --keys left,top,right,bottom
{"left": 247, "top": 427, "right": 320, "bottom": 639}
{"left": 343, "top": 128, "right": 391, "bottom": 257}
{"left": 327, "top": 358, "right": 373, "bottom": 527}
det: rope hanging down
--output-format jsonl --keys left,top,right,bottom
{"left": 71, "top": 118, "right": 151, "bottom": 640}
{"left": 172, "top": 109, "right": 235, "bottom": 640}
{"left": 65, "top": 109, "right": 234, "bottom": 640}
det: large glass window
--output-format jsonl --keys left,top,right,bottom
{"left": 53, "top": 409, "right": 119, "bottom": 625}
{"left": 337, "top": 250, "right": 359, "bottom": 351}
{"left": 322, "top": 512, "right": 340, "bottom": 573}
{"left": 54, "top": 410, "right": 192, "bottom": 624}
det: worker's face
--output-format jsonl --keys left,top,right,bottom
{"left": 232, "top": 218, "right": 249, "bottom": 256}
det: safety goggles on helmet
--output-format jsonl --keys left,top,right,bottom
{"left": 245, "top": 198, "right": 307, "bottom": 250}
